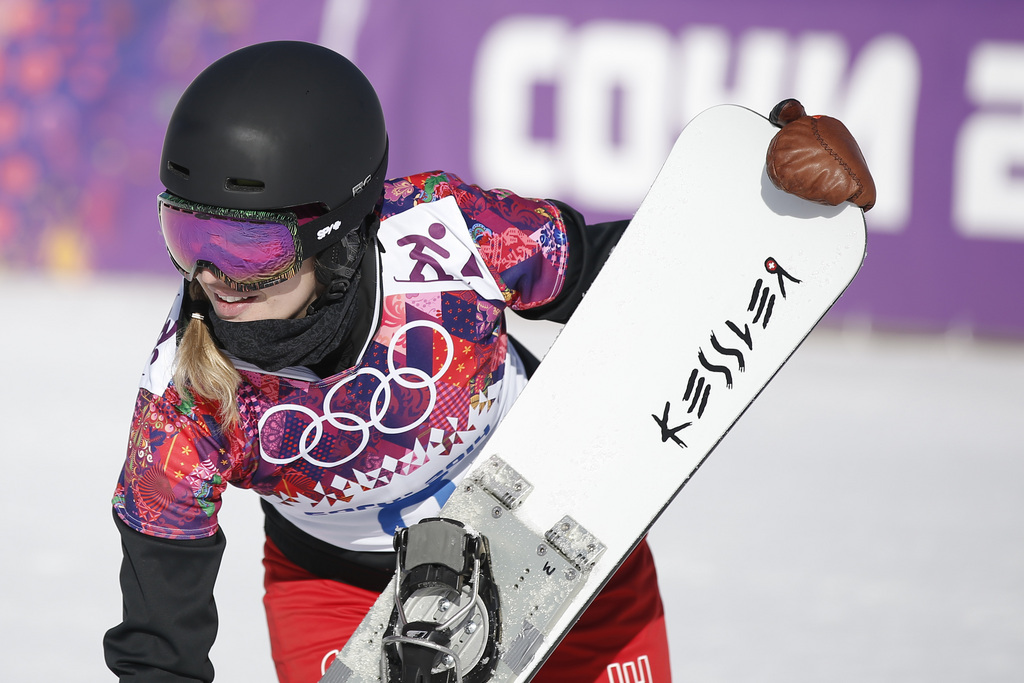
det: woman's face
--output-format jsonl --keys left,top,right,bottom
{"left": 196, "top": 259, "right": 320, "bottom": 321}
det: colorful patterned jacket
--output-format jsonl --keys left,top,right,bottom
{"left": 113, "top": 171, "right": 574, "bottom": 551}
{"left": 105, "top": 171, "right": 626, "bottom": 682}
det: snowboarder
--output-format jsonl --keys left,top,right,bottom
{"left": 103, "top": 40, "right": 873, "bottom": 683}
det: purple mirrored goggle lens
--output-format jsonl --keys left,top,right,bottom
{"left": 158, "top": 193, "right": 302, "bottom": 291}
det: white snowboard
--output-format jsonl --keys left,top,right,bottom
{"left": 321, "top": 104, "right": 867, "bottom": 682}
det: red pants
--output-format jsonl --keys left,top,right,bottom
{"left": 263, "top": 537, "right": 672, "bottom": 683}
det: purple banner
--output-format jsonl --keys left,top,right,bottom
{"left": 2, "top": 0, "right": 1023, "bottom": 337}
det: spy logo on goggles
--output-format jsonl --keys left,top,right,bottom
{"left": 317, "top": 220, "right": 343, "bottom": 241}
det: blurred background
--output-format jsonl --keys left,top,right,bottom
{"left": 1, "top": 0, "right": 1022, "bottom": 681}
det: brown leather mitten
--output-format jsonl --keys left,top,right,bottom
{"left": 765, "top": 99, "right": 875, "bottom": 211}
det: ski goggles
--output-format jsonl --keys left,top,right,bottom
{"left": 158, "top": 192, "right": 310, "bottom": 291}
{"left": 159, "top": 142, "right": 388, "bottom": 291}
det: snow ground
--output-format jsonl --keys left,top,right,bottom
{"left": 3, "top": 271, "right": 1022, "bottom": 682}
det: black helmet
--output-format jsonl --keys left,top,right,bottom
{"left": 160, "top": 40, "right": 388, "bottom": 254}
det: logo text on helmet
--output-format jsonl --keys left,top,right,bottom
{"left": 352, "top": 173, "right": 372, "bottom": 197}
{"left": 317, "top": 220, "right": 343, "bottom": 240}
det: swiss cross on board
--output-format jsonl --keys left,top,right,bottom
{"left": 653, "top": 257, "right": 801, "bottom": 448}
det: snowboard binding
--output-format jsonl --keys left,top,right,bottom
{"left": 382, "top": 518, "right": 500, "bottom": 683}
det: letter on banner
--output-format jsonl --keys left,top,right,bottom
{"left": 954, "top": 41, "right": 1024, "bottom": 241}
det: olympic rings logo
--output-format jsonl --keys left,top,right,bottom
{"left": 258, "top": 321, "right": 455, "bottom": 468}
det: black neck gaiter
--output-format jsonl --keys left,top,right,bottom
{"left": 204, "top": 269, "right": 362, "bottom": 373}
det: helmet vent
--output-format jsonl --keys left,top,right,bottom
{"left": 225, "top": 177, "right": 266, "bottom": 193}
{"left": 166, "top": 161, "right": 190, "bottom": 180}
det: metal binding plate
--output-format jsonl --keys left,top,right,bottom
{"left": 544, "top": 516, "right": 607, "bottom": 571}
{"left": 469, "top": 455, "right": 534, "bottom": 510}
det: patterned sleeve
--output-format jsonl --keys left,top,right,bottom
{"left": 382, "top": 171, "right": 570, "bottom": 313}
{"left": 112, "top": 385, "right": 236, "bottom": 540}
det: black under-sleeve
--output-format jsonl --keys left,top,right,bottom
{"left": 104, "top": 509, "right": 226, "bottom": 682}
{"left": 518, "top": 200, "right": 629, "bottom": 324}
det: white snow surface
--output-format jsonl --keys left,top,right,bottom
{"left": 3, "top": 271, "right": 1022, "bottom": 681}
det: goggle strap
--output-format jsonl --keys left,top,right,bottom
{"left": 298, "top": 139, "right": 389, "bottom": 259}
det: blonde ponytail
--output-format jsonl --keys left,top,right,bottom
{"left": 173, "top": 282, "right": 242, "bottom": 428}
